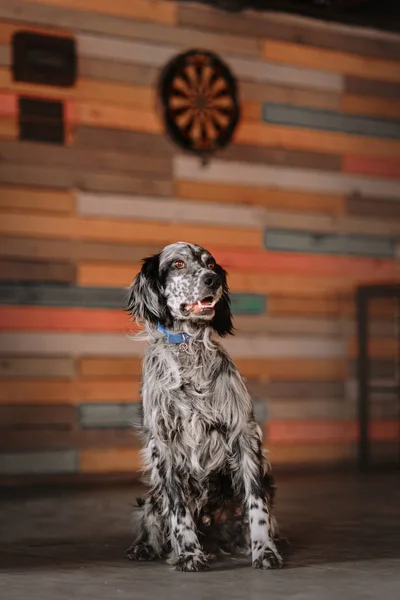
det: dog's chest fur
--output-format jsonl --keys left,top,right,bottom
{"left": 140, "top": 337, "right": 252, "bottom": 477}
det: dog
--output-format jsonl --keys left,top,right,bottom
{"left": 125, "top": 242, "right": 283, "bottom": 572}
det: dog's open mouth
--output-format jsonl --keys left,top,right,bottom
{"left": 184, "top": 296, "right": 217, "bottom": 314}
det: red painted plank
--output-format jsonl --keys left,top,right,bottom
{"left": 0, "top": 306, "right": 140, "bottom": 332}
{"left": 0, "top": 93, "right": 17, "bottom": 117}
{"left": 210, "top": 249, "right": 397, "bottom": 280}
{"left": 343, "top": 155, "right": 400, "bottom": 179}
{"left": 268, "top": 419, "right": 398, "bottom": 443}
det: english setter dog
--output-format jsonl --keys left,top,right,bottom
{"left": 126, "top": 241, "right": 283, "bottom": 572}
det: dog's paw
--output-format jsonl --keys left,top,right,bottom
{"left": 126, "top": 542, "right": 157, "bottom": 561}
{"left": 252, "top": 543, "right": 283, "bottom": 570}
{"left": 175, "top": 551, "right": 210, "bottom": 572}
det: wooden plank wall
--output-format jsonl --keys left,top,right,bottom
{"left": 0, "top": 0, "right": 399, "bottom": 481}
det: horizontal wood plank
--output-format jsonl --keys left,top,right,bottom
{"left": 346, "top": 196, "right": 400, "bottom": 219}
{"left": 0, "top": 404, "right": 76, "bottom": 427}
{"left": 235, "top": 121, "right": 400, "bottom": 158}
{"left": 0, "top": 117, "right": 17, "bottom": 139}
{"left": 174, "top": 156, "right": 400, "bottom": 199}
{"left": 23, "top": 0, "right": 178, "bottom": 25}
{"left": 345, "top": 75, "right": 400, "bottom": 98}
{"left": 78, "top": 357, "right": 142, "bottom": 379}
{"left": 0, "top": 428, "right": 141, "bottom": 451}
{"left": 237, "top": 358, "right": 346, "bottom": 380}
{"left": 77, "top": 192, "right": 263, "bottom": 229}
{"left": 0, "top": 357, "right": 75, "bottom": 379}
{"left": 0, "top": 163, "right": 173, "bottom": 196}
{"left": 343, "top": 155, "right": 400, "bottom": 179}
{"left": 264, "top": 230, "right": 396, "bottom": 259}
{"left": 268, "top": 419, "right": 398, "bottom": 443}
{"left": 267, "top": 295, "right": 353, "bottom": 317}
{"left": 218, "top": 144, "right": 342, "bottom": 172}
{"left": 79, "top": 447, "right": 142, "bottom": 473}
{"left": 0, "top": 378, "right": 141, "bottom": 404}
{"left": 348, "top": 337, "right": 397, "bottom": 359}
{"left": 0, "top": 449, "right": 78, "bottom": 475}
{"left": 0, "top": 70, "right": 156, "bottom": 109}
{"left": 0, "top": 186, "right": 74, "bottom": 214}
{"left": 0, "top": 259, "right": 76, "bottom": 283}
{"left": 0, "top": 332, "right": 147, "bottom": 357}
{"left": 0, "top": 140, "right": 172, "bottom": 178}
{"left": 0, "top": 236, "right": 162, "bottom": 264}
{"left": 341, "top": 94, "right": 400, "bottom": 119}
{"left": 75, "top": 127, "right": 173, "bottom": 155}
{"left": 0, "top": 306, "right": 138, "bottom": 332}
{"left": 240, "top": 80, "right": 340, "bottom": 111}
{"left": 176, "top": 180, "right": 346, "bottom": 215}
{"left": 214, "top": 249, "right": 398, "bottom": 280}
{"left": 178, "top": 2, "right": 400, "bottom": 60}
{"left": 263, "top": 102, "right": 400, "bottom": 140}
{"left": 262, "top": 39, "right": 400, "bottom": 83}
{"left": 0, "top": 212, "right": 262, "bottom": 249}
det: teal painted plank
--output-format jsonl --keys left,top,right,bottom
{"left": 264, "top": 229, "right": 396, "bottom": 258}
{"left": 230, "top": 293, "right": 267, "bottom": 315}
{"left": 79, "top": 403, "right": 141, "bottom": 428}
{"left": 0, "top": 450, "right": 77, "bottom": 475}
{"left": 0, "top": 283, "right": 126, "bottom": 309}
{"left": 263, "top": 103, "right": 400, "bottom": 139}
{"left": 0, "top": 283, "right": 266, "bottom": 315}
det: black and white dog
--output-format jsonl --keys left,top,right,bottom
{"left": 126, "top": 242, "right": 283, "bottom": 572}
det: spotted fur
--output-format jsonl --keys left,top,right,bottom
{"left": 126, "top": 242, "right": 282, "bottom": 572}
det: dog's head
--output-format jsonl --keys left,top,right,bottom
{"left": 127, "top": 242, "right": 233, "bottom": 337}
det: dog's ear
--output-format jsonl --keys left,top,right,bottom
{"left": 126, "top": 253, "right": 167, "bottom": 326}
{"left": 212, "top": 264, "right": 234, "bottom": 337}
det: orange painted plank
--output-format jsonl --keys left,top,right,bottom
{"left": 77, "top": 261, "right": 397, "bottom": 294}
{"left": 175, "top": 180, "right": 345, "bottom": 215}
{"left": 266, "top": 442, "right": 355, "bottom": 464}
{"left": 23, "top": 0, "right": 178, "bottom": 25}
{"left": 268, "top": 295, "right": 353, "bottom": 317}
{"left": 341, "top": 94, "right": 400, "bottom": 120}
{"left": 241, "top": 100, "right": 261, "bottom": 121}
{"left": 262, "top": 39, "right": 400, "bottom": 83}
{"left": 79, "top": 447, "right": 143, "bottom": 473}
{"left": 78, "top": 356, "right": 345, "bottom": 381}
{"left": 343, "top": 155, "right": 400, "bottom": 179}
{"left": 268, "top": 420, "right": 398, "bottom": 444}
{"left": 0, "top": 22, "right": 72, "bottom": 44}
{"left": 209, "top": 250, "right": 397, "bottom": 281}
{"left": 0, "top": 118, "right": 18, "bottom": 139}
{"left": 0, "top": 379, "right": 141, "bottom": 404}
{"left": 235, "top": 122, "right": 400, "bottom": 158}
{"left": 0, "top": 187, "right": 75, "bottom": 214}
{"left": 235, "top": 358, "right": 346, "bottom": 381}
{"left": 0, "top": 93, "right": 18, "bottom": 117}
{"left": 78, "top": 357, "right": 142, "bottom": 379}
{"left": 0, "top": 213, "right": 262, "bottom": 250}
{"left": 0, "top": 306, "right": 140, "bottom": 332}
{"left": 348, "top": 337, "right": 397, "bottom": 359}
{"left": 74, "top": 102, "right": 162, "bottom": 134}
{"left": 0, "top": 69, "right": 155, "bottom": 109}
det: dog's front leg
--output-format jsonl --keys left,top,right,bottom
{"left": 233, "top": 431, "right": 283, "bottom": 570}
{"left": 167, "top": 489, "right": 209, "bottom": 572}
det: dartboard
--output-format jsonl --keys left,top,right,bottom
{"left": 158, "top": 49, "right": 240, "bottom": 157}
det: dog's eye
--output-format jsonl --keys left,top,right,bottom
{"left": 207, "top": 262, "right": 215, "bottom": 270}
{"left": 174, "top": 260, "right": 185, "bottom": 269}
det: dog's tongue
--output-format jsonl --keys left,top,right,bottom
{"left": 186, "top": 300, "right": 215, "bottom": 313}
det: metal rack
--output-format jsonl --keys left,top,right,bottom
{"left": 356, "top": 284, "right": 400, "bottom": 471}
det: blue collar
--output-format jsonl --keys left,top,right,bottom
{"left": 157, "top": 322, "right": 193, "bottom": 344}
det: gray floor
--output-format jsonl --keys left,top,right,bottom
{"left": 1, "top": 472, "right": 400, "bottom": 600}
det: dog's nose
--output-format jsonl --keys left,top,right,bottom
{"left": 203, "top": 272, "right": 219, "bottom": 290}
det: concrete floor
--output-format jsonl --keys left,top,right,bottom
{"left": 0, "top": 472, "right": 399, "bottom": 600}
